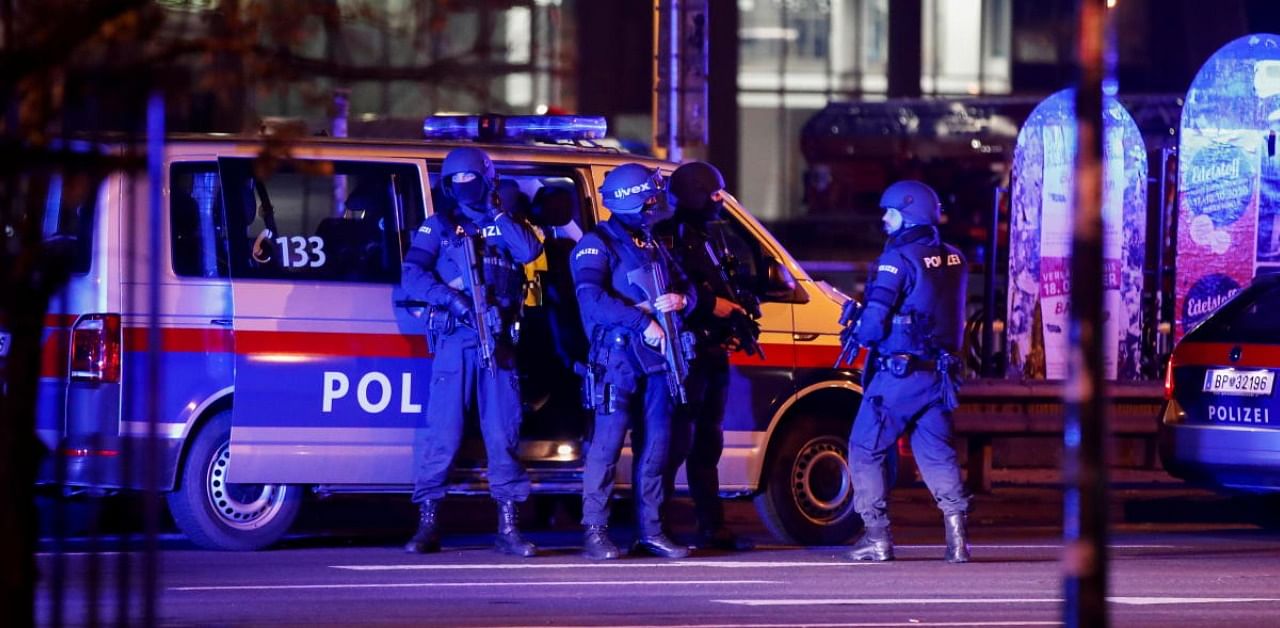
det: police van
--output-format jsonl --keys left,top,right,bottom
{"left": 33, "top": 116, "right": 863, "bottom": 550}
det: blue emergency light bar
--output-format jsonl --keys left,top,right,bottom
{"left": 423, "top": 115, "right": 607, "bottom": 142}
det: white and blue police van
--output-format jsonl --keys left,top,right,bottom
{"left": 32, "top": 116, "right": 865, "bottom": 550}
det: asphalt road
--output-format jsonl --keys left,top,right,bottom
{"left": 34, "top": 482, "right": 1280, "bottom": 627}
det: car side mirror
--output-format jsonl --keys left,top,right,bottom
{"left": 762, "top": 255, "right": 807, "bottom": 303}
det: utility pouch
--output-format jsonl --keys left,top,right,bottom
{"left": 425, "top": 307, "right": 456, "bottom": 353}
{"left": 937, "top": 351, "right": 961, "bottom": 411}
{"left": 574, "top": 361, "right": 601, "bottom": 411}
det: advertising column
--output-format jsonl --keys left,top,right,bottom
{"left": 1175, "top": 34, "right": 1280, "bottom": 337}
{"left": 1006, "top": 89, "right": 1146, "bottom": 381}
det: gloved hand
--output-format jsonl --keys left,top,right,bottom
{"left": 446, "top": 291, "right": 472, "bottom": 320}
{"left": 642, "top": 319, "right": 666, "bottom": 352}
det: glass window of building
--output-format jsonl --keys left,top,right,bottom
{"left": 737, "top": 0, "right": 1011, "bottom": 221}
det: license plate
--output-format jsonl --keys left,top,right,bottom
{"left": 0, "top": 331, "right": 9, "bottom": 357}
{"left": 1203, "top": 368, "right": 1275, "bottom": 396}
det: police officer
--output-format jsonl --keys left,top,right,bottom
{"left": 402, "top": 146, "right": 543, "bottom": 557}
{"left": 571, "top": 163, "right": 695, "bottom": 560}
{"left": 659, "top": 161, "right": 755, "bottom": 551}
{"left": 844, "top": 180, "right": 971, "bottom": 563}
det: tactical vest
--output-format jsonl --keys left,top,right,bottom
{"left": 596, "top": 220, "right": 662, "bottom": 308}
{"left": 591, "top": 219, "right": 671, "bottom": 374}
{"left": 877, "top": 232, "right": 967, "bottom": 356}
{"left": 436, "top": 211, "right": 525, "bottom": 312}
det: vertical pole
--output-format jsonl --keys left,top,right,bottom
{"left": 652, "top": 0, "right": 681, "bottom": 161}
{"left": 667, "top": 0, "right": 682, "bottom": 162}
{"left": 1063, "top": 0, "right": 1109, "bottom": 626}
{"left": 976, "top": 0, "right": 987, "bottom": 94}
{"left": 983, "top": 186, "right": 1003, "bottom": 376}
{"left": 887, "top": 0, "right": 923, "bottom": 98}
{"left": 707, "top": 0, "right": 740, "bottom": 192}
{"left": 1154, "top": 147, "right": 1174, "bottom": 361}
{"left": 652, "top": 0, "right": 661, "bottom": 158}
{"left": 678, "top": 0, "right": 709, "bottom": 161}
{"left": 144, "top": 89, "right": 165, "bottom": 628}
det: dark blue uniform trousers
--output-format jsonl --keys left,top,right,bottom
{"left": 668, "top": 350, "right": 730, "bottom": 531}
{"left": 412, "top": 329, "right": 531, "bottom": 504}
{"left": 582, "top": 372, "right": 673, "bottom": 538}
{"left": 850, "top": 369, "right": 968, "bottom": 528}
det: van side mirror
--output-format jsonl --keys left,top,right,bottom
{"left": 762, "top": 255, "right": 807, "bottom": 303}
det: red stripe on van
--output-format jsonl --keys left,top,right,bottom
{"left": 728, "top": 341, "right": 864, "bottom": 370}
{"left": 123, "top": 327, "right": 235, "bottom": 353}
{"left": 1173, "top": 342, "right": 1280, "bottom": 369}
{"left": 59, "top": 325, "right": 859, "bottom": 369}
{"left": 119, "top": 327, "right": 428, "bottom": 359}
{"left": 44, "top": 314, "right": 79, "bottom": 328}
{"left": 40, "top": 329, "right": 70, "bottom": 378}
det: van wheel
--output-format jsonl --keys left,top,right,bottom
{"left": 754, "top": 415, "right": 861, "bottom": 545}
{"left": 167, "top": 411, "right": 301, "bottom": 550}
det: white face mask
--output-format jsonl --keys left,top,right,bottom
{"left": 882, "top": 207, "right": 904, "bottom": 234}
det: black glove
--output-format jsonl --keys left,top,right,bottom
{"left": 446, "top": 291, "right": 472, "bottom": 320}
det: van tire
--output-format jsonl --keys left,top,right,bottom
{"left": 754, "top": 415, "right": 862, "bottom": 545}
{"left": 167, "top": 411, "right": 301, "bottom": 550}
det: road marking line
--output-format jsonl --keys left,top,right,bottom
{"left": 171, "top": 579, "right": 777, "bottom": 592}
{"left": 1110, "top": 597, "right": 1280, "bottom": 605}
{"left": 35, "top": 552, "right": 127, "bottom": 557}
{"left": 895, "top": 544, "right": 1176, "bottom": 550}
{"left": 490, "top": 622, "right": 1059, "bottom": 628}
{"left": 716, "top": 596, "right": 1280, "bottom": 607}
{"left": 330, "top": 560, "right": 878, "bottom": 571}
{"left": 716, "top": 598, "right": 1062, "bottom": 606}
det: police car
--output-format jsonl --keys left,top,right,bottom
{"left": 1159, "top": 273, "right": 1280, "bottom": 493}
{"left": 34, "top": 115, "right": 865, "bottom": 550}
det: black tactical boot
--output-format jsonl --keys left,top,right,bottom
{"left": 494, "top": 500, "right": 538, "bottom": 558}
{"left": 846, "top": 526, "right": 894, "bottom": 562}
{"left": 943, "top": 512, "right": 971, "bottom": 563}
{"left": 633, "top": 533, "right": 691, "bottom": 559}
{"left": 404, "top": 500, "right": 441, "bottom": 554}
{"left": 583, "top": 525, "right": 621, "bottom": 560}
{"left": 697, "top": 526, "right": 756, "bottom": 551}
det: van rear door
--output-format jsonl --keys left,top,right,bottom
{"left": 216, "top": 156, "right": 428, "bottom": 485}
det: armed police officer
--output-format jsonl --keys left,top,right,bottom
{"left": 571, "top": 163, "right": 696, "bottom": 560}
{"left": 658, "top": 161, "right": 758, "bottom": 551}
{"left": 402, "top": 147, "right": 543, "bottom": 558}
{"left": 840, "top": 180, "right": 971, "bottom": 563}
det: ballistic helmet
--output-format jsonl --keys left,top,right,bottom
{"left": 879, "top": 180, "right": 941, "bottom": 226}
{"left": 441, "top": 146, "right": 495, "bottom": 181}
{"left": 599, "top": 163, "right": 664, "bottom": 213}
{"left": 668, "top": 161, "right": 725, "bottom": 209}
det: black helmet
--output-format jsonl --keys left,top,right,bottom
{"left": 669, "top": 161, "right": 725, "bottom": 209}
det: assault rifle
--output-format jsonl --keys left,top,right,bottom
{"left": 833, "top": 298, "right": 864, "bottom": 368}
{"left": 461, "top": 232, "right": 503, "bottom": 371}
{"left": 702, "top": 232, "right": 764, "bottom": 359}
{"left": 627, "top": 233, "right": 696, "bottom": 405}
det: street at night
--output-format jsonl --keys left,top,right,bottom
{"left": 37, "top": 481, "right": 1280, "bottom": 626}
{"left": 12, "top": 2, "right": 1280, "bottom": 626}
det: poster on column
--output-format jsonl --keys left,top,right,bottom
{"left": 1005, "top": 89, "right": 1147, "bottom": 381}
{"left": 1176, "top": 33, "right": 1280, "bottom": 339}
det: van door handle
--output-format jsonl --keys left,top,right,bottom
{"left": 210, "top": 319, "right": 233, "bottom": 327}
{"left": 793, "top": 332, "right": 819, "bottom": 342}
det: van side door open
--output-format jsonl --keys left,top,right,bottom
{"left": 215, "top": 156, "right": 427, "bottom": 484}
